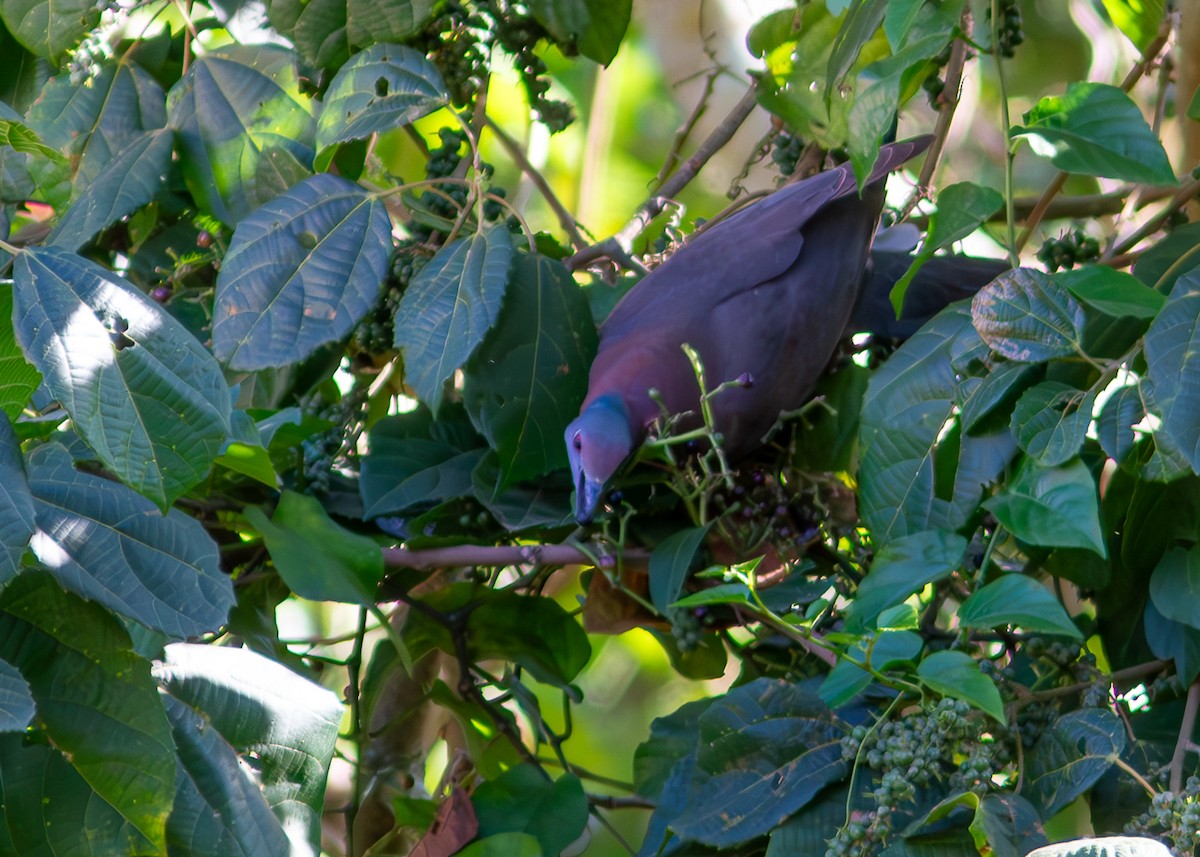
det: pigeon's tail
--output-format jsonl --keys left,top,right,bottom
{"left": 849, "top": 251, "right": 1010, "bottom": 340}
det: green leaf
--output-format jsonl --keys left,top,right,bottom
{"left": 1026, "top": 837, "right": 1171, "bottom": 857}
{"left": 344, "top": 0, "right": 440, "bottom": 52}
{"left": 1149, "top": 546, "right": 1200, "bottom": 630}
{"left": 649, "top": 524, "right": 712, "bottom": 615}
{"left": 826, "top": 0, "right": 887, "bottom": 98}
{"left": 394, "top": 224, "right": 514, "bottom": 412}
{"left": 163, "top": 696, "right": 291, "bottom": 857}
{"left": 267, "top": 0, "right": 351, "bottom": 67}
{"left": 0, "top": 413, "right": 33, "bottom": 583}
{"left": 1145, "top": 599, "right": 1200, "bottom": 683}
{"left": 0, "top": 573, "right": 175, "bottom": 850}
{"left": 1024, "top": 708, "right": 1127, "bottom": 819}
{"left": 672, "top": 679, "right": 847, "bottom": 847}
{"left": 405, "top": 584, "right": 591, "bottom": 687}
{"left": 1144, "top": 270, "right": 1200, "bottom": 472}
{"left": 153, "top": 643, "right": 344, "bottom": 855}
{"left": 315, "top": 43, "right": 447, "bottom": 161}
{"left": 0, "top": 0, "right": 101, "bottom": 62}
{"left": 847, "top": 530, "right": 966, "bottom": 629}
{"left": 0, "top": 660, "right": 34, "bottom": 732}
{"left": 0, "top": 733, "right": 155, "bottom": 854}
{"left": 527, "top": 0, "right": 632, "bottom": 65}
{"left": 916, "top": 651, "right": 1005, "bottom": 721}
{"left": 213, "top": 172, "right": 393, "bottom": 370}
{"left": 0, "top": 285, "right": 39, "bottom": 422}
{"left": 27, "top": 61, "right": 167, "bottom": 210}
{"left": 1012, "top": 82, "right": 1176, "bottom": 185}
{"left": 473, "top": 766, "right": 589, "bottom": 857}
{"left": 1061, "top": 266, "right": 1165, "bottom": 319}
{"left": 958, "top": 359, "right": 1041, "bottom": 434}
{"left": 246, "top": 490, "right": 385, "bottom": 605}
{"left": 0, "top": 116, "right": 62, "bottom": 161}
{"left": 13, "top": 246, "right": 232, "bottom": 508}
{"left": 456, "top": 833, "right": 542, "bottom": 857}
{"left": 1011, "top": 381, "right": 1096, "bottom": 467}
{"left": 985, "top": 457, "right": 1107, "bottom": 557}
{"left": 463, "top": 253, "right": 597, "bottom": 487}
{"left": 671, "top": 582, "right": 754, "bottom": 609}
{"left": 819, "top": 629, "right": 922, "bottom": 708}
{"left": 47, "top": 129, "right": 172, "bottom": 251}
{"left": 633, "top": 697, "right": 712, "bottom": 799}
{"left": 1096, "top": 384, "right": 1143, "bottom": 465}
{"left": 890, "top": 183, "right": 1004, "bottom": 314}
{"left": 1099, "top": 0, "right": 1165, "bottom": 53}
{"left": 24, "top": 443, "right": 234, "bottom": 638}
{"left": 972, "top": 268, "right": 1087, "bottom": 362}
{"left": 860, "top": 306, "right": 1017, "bottom": 542}
{"left": 470, "top": 451, "right": 572, "bottom": 532}
{"left": 959, "top": 574, "right": 1082, "bottom": 638}
{"left": 168, "top": 45, "right": 317, "bottom": 224}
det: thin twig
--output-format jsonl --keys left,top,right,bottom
{"left": 1170, "top": 678, "right": 1200, "bottom": 793}
{"left": 1108, "top": 175, "right": 1200, "bottom": 258}
{"left": 483, "top": 115, "right": 587, "bottom": 250}
{"left": 381, "top": 543, "right": 647, "bottom": 570}
{"left": 566, "top": 80, "right": 761, "bottom": 271}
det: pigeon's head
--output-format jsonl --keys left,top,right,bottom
{"left": 565, "top": 394, "right": 634, "bottom": 524}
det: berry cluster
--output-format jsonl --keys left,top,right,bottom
{"left": 709, "top": 467, "right": 823, "bottom": 558}
{"left": 1127, "top": 777, "right": 1200, "bottom": 853}
{"left": 668, "top": 605, "right": 716, "bottom": 652}
{"left": 986, "top": 0, "right": 1025, "bottom": 58}
{"left": 352, "top": 241, "right": 431, "bottom": 355}
{"left": 299, "top": 392, "right": 366, "bottom": 494}
{"left": 921, "top": 44, "right": 954, "bottom": 104}
{"left": 831, "top": 698, "right": 1012, "bottom": 856}
{"left": 491, "top": 2, "right": 574, "bottom": 132}
{"left": 1036, "top": 228, "right": 1100, "bottom": 271}
{"left": 417, "top": 2, "right": 491, "bottom": 106}
{"left": 770, "top": 132, "right": 805, "bottom": 177}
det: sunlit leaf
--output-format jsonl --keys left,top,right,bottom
{"left": 972, "top": 268, "right": 1087, "bottom": 362}
{"left": 985, "top": 457, "right": 1107, "bottom": 556}
{"left": 213, "top": 173, "right": 393, "bottom": 370}
{"left": 527, "top": 0, "right": 632, "bottom": 65}
{"left": 0, "top": 0, "right": 100, "bottom": 62}
{"left": 916, "top": 651, "right": 1005, "bottom": 721}
{"left": 13, "top": 247, "right": 232, "bottom": 508}
{"left": 1012, "top": 82, "right": 1176, "bottom": 184}
{"left": 1060, "top": 266, "right": 1165, "bottom": 319}
{"left": 1100, "top": 0, "right": 1165, "bottom": 53}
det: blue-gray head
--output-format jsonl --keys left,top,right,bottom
{"left": 565, "top": 393, "right": 635, "bottom": 524}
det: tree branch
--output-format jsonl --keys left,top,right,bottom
{"left": 382, "top": 543, "right": 648, "bottom": 571}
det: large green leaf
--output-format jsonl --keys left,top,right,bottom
{"left": 267, "top": 0, "right": 352, "bottom": 68}
{"left": 860, "top": 306, "right": 1016, "bottom": 542}
{"left": 916, "top": 651, "right": 1005, "bottom": 721}
{"left": 463, "top": 253, "right": 597, "bottom": 487}
{"left": 0, "top": 733, "right": 156, "bottom": 855}
{"left": 671, "top": 679, "right": 846, "bottom": 847}
{"left": 0, "top": 284, "right": 38, "bottom": 424}
{"left": 1061, "top": 266, "right": 1165, "bottom": 320}
{"left": 1011, "top": 82, "right": 1176, "bottom": 185}
{"left": 972, "top": 268, "right": 1087, "bottom": 362}
{"left": 889, "top": 182, "right": 1004, "bottom": 314}
{"left": 0, "top": 0, "right": 100, "bottom": 62}
{"left": 527, "top": 0, "right": 632, "bottom": 65}
{"left": 1011, "top": 381, "right": 1096, "bottom": 467}
{"left": 1096, "top": 383, "right": 1143, "bottom": 465}
{"left": 846, "top": 529, "right": 966, "bottom": 629}
{"left": 213, "top": 172, "right": 392, "bottom": 370}
{"left": 394, "top": 224, "right": 514, "bottom": 412}
{"left": 472, "top": 766, "right": 589, "bottom": 857}
{"left": 168, "top": 45, "right": 316, "bottom": 224}
{"left": 13, "top": 246, "right": 232, "bottom": 508}
{"left": 0, "top": 109, "right": 52, "bottom": 202}
{"left": 819, "top": 629, "right": 923, "bottom": 708}
{"left": 163, "top": 696, "right": 291, "bottom": 857}
{"left": 0, "top": 659, "right": 33, "bottom": 732}
{"left": 316, "top": 43, "right": 447, "bottom": 156}
{"left": 0, "top": 413, "right": 32, "bottom": 583}
{"left": 47, "top": 128, "right": 173, "bottom": 251}
{"left": 246, "top": 490, "right": 385, "bottom": 605}
{"left": 958, "top": 574, "right": 1082, "bottom": 638}
{"left": 1144, "top": 270, "right": 1200, "bottom": 472}
{"left": 153, "top": 643, "right": 344, "bottom": 856}
{"left": 26, "top": 62, "right": 166, "bottom": 205}
{"left": 985, "top": 457, "right": 1107, "bottom": 556}
{"left": 1026, "top": 837, "right": 1171, "bottom": 857}
{"left": 1024, "top": 709, "right": 1126, "bottom": 819}
{"left": 24, "top": 443, "right": 234, "bottom": 638}
{"left": 345, "top": 0, "right": 439, "bottom": 51}
{"left": 0, "top": 573, "right": 175, "bottom": 851}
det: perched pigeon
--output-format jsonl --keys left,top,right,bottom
{"left": 565, "top": 137, "right": 1001, "bottom": 523}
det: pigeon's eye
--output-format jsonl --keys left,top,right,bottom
{"left": 572, "top": 433, "right": 582, "bottom": 451}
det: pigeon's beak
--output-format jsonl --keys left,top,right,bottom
{"left": 575, "top": 472, "right": 605, "bottom": 525}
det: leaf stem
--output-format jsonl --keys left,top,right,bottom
{"left": 991, "top": 0, "right": 1018, "bottom": 267}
